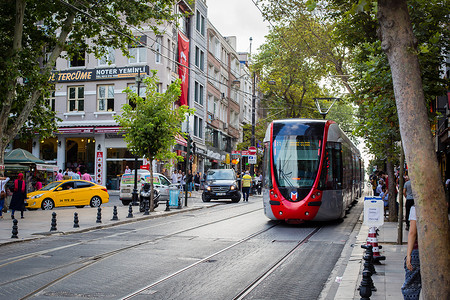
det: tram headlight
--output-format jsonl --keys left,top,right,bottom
{"left": 305, "top": 211, "right": 309, "bottom": 216}
{"left": 311, "top": 194, "right": 316, "bottom": 199}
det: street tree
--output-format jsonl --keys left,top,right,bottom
{"left": 377, "top": 1, "right": 450, "bottom": 297}
{"left": 0, "top": 0, "right": 178, "bottom": 165}
{"left": 115, "top": 71, "right": 194, "bottom": 211}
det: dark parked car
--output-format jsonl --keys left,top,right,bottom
{"left": 202, "top": 169, "right": 241, "bottom": 203}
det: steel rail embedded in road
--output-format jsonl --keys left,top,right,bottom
{"left": 232, "top": 226, "right": 322, "bottom": 300}
{"left": 0, "top": 206, "right": 263, "bottom": 299}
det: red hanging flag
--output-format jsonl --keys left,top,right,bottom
{"left": 178, "top": 31, "right": 189, "bottom": 106}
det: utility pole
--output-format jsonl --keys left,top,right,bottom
{"left": 132, "top": 70, "right": 142, "bottom": 206}
{"left": 250, "top": 37, "right": 255, "bottom": 177}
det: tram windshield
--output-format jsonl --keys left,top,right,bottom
{"left": 272, "top": 135, "right": 322, "bottom": 189}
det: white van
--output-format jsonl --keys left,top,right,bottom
{"left": 119, "top": 170, "right": 176, "bottom": 205}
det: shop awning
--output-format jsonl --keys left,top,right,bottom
{"left": 36, "top": 164, "right": 59, "bottom": 172}
{"left": 5, "top": 149, "right": 45, "bottom": 164}
{"left": 175, "top": 133, "right": 187, "bottom": 147}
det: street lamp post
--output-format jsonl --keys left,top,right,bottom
{"left": 132, "top": 71, "right": 143, "bottom": 206}
{"left": 250, "top": 71, "right": 256, "bottom": 177}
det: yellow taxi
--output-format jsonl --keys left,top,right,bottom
{"left": 26, "top": 180, "right": 109, "bottom": 210}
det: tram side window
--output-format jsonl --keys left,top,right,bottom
{"left": 263, "top": 142, "right": 272, "bottom": 188}
{"left": 319, "top": 142, "right": 342, "bottom": 190}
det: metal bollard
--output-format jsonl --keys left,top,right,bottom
{"left": 11, "top": 219, "right": 18, "bottom": 238}
{"left": 177, "top": 196, "right": 182, "bottom": 209}
{"left": 111, "top": 206, "right": 119, "bottom": 221}
{"left": 165, "top": 199, "right": 170, "bottom": 212}
{"left": 50, "top": 212, "right": 57, "bottom": 231}
{"left": 143, "top": 199, "right": 150, "bottom": 215}
{"left": 359, "top": 270, "right": 373, "bottom": 299}
{"left": 127, "top": 203, "right": 133, "bottom": 218}
{"left": 96, "top": 207, "right": 102, "bottom": 223}
{"left": 74, "top": 212, "right": 80, "bottom": 228}
{"left": 361, "top": 244, "right": 376, "bottom": 275}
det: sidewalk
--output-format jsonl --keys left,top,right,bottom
{"left": 0, "top": 190, "right": 219, "bottom": 246}
{"left": 335, "top": 212, "right": 409, "bottom": 300}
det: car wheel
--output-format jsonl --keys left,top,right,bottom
{"left": 90, "top": 196, "right": 102, "bottom": 207}
{"left": 231, "top": 196, "right": 241, "bottom": 203}
{"left": 75, "top": 205, "right": 85, "bottom": 208}
{"left": 41, "top": 198, "right": 55, "bottom": 210}
{"left": 121, "top": 200, "right": 131, "bottom": 206}
{"left": 202, "top": 193, "right": 210, "bottom": 202}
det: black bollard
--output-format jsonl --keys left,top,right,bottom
{"left": 111, "top": 206, "right": 119, "bottom": 221}
{"left": 11, "top": 219, "right": 18, "bottom": 238}
{"left": 362, "top": 245, "right": 376, "bottom": 275}
{"left": 165, "top": 199, "right": 170, "bottom": 212}
{"left": 50, "top": 212, "right": 57, "bottom": 231}
{"left": 96, "top": 207, "right": 102, "bottom": 223}
{"left": 143, "top": 199, "right": 150, "bottom": 215}
{"left": 359, "top": 271, "right": 373, "bottom": 300}
{"left": 74, "top": 212, "right": 80, "bottom": 228}
{"left": 127, "top": 203, "right": 133, "bottom": 218}
{"left": 177, "top": 196, "right": 182, "bottom": 209}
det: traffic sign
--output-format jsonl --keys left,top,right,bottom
{"left": 248, "top": 146, "right": 257, "bottom": 155}
{"left": 248, "top": 155, "right": 257, "bottom": 164}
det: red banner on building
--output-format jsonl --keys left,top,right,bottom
{"left": 178, "top": 31, "right": 189, "bottom": 106}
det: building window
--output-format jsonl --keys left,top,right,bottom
{"left": 98, "top": 47, "right": 115, "bottom": 66}
{"left": 194, "top": 116, "right": 203, "bottom": 138}
{"left": 194, "top": 81, "right": 204, "bottom": 106}
{"left": 195, "top": 47, "right": 204, "bottom": 71}
{"left": 69, "top": 50, "right": 85, "bottom": 67}
{"left": 68, "top": 86, "right": 84, "bottom": 112}
{"left": 155, "top": 36, "right": 162, "bottom": 64}
{"left": 196, "top": 11, "right": 205, "bottom": 36}
{"left": 98, "top": 85, "right": 114, "bottom": 111}
{"left": 129, "top": 36, "right": 147, "bottom": 64}
{"left": 45, "top": 90, "right": 55, "bottom": 112}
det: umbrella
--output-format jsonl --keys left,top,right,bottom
{"left": 4, "top": 148, "right": 45, "bottom": 164}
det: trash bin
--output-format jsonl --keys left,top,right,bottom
{"left": 169, "top": 187, "right": 180, "bottom": 207}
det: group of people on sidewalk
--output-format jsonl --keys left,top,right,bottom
{"left": 370, "top": 169, "right": 421, "bottom": 299}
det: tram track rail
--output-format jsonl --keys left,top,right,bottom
{"left": 121, "top": 225, "right": 322, "bottom": 300}
{"left": 0, "top": 206, "right": 263, "bottom": 299}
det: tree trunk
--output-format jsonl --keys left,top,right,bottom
{"left": 386, "top": 159, "right": 397, "bottom": 222}
{"left": 378, "top": 1, "right": 450, "bottom": 298}
{"left": 397, "top": 147, "right": 405, "bottom": 245}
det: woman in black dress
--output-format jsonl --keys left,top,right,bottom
{"left": 10, "top": 173, "right": 26, "bottom": 219}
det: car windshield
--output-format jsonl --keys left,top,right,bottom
{"left": 206, "top": 169, "right": 235, "bottom": 180}
{"left": 40, "top": 181, "right": 62, "bottom": 191}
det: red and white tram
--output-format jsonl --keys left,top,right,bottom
{"left": 262, "top": 119, "right": 364, "bottom": 223}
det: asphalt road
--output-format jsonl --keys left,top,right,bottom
{"left": 0, "top": 195, "right": 363, "bottom": 300}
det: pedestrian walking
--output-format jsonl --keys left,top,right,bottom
{"left": 242, "top": 171, "right": 252, "bottom": 202}
{"left": 124, "top": 166, "right": 131, "bottom": 174}
{"left": 35, "top": 178, "right": 43, "bottom": 191}
{"left": 171, "top": 170, "right": 178, "bottom": 184}
{"left": 55, "top": 169, "right": 63, "bottom": 181}
{"left": 194, "top": 172, "right": 200, "bottom": 191}
{"left": 0, "top": 176, "right": 10, "bottom": 219}
{"left": 10, "top": 173, "right": 27, "bottom": 219}
{"left": 82, "top": 171, "right": 92, "bottom": 182}
{"left": 401, "top": 205, "right": 421, "bottom": 299}
{"left": 403, "top": 176, "right": 415, "bottom": 231}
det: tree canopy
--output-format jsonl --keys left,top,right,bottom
{"left": 0, "top": 0, "right": 178, "bottom": 164}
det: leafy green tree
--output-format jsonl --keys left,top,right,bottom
{"left": 115, "top": 71, "right": 194, "bottom": 211}
{"left": 0, "top": 0, "right": 178, "bottom": 165}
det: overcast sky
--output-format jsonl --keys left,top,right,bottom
{"left": 206, "top": 0, "right": 271, "bottom": 53}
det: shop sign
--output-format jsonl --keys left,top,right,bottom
{"left": 58, "top": 127, "right": 94, "bottom": 134}
{"left": 0, "top": 165, "right": 4, "bottom": 170}
{"left": 196, "top": 147, "right": 207, "bottom": 156}
{"left": 95, "top": 126, "right": 122, "bottom": 133}
{"left": 95, "top": 152, "right": 104, "bottom": 185}
{"left": 241, "top": 150, "right": 249, "bottom": 157}
{"left": 49, "top": 65, "right": 149, "bottom": 83}
{"left": 232, "top": 151, "right": 241, "bottom": 156}
{"left": 36, "top": 164, "right": 59, "bottom": 172}
{"left": 206, "top": 149, "right": 225, "bottom": 161}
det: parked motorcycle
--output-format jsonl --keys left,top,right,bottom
{"left": 139, "top": 182, "right": 160, "bottom": 212}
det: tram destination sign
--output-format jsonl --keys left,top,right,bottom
{"left": 49, "top": 66, "right": 149, "bottom": 83}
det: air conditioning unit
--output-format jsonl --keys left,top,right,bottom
{"left": 223, "top": 123, "right": 228, "bottom": 130}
